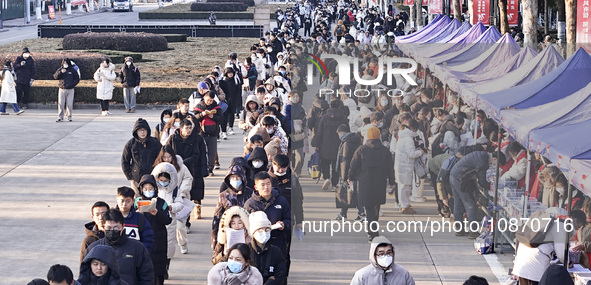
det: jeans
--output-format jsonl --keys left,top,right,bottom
{"left": 450, "top": 176, "right": 477, "bottom": 225}
{"left": 0, "top": 103, "right": 20, "bottom": 113}
{"left": 57, "top": 88, "right": 74, "bottom": 120}
{"left": 123, "top": 87, "right": 136, "bottom": 110}
{"left": 16, "top": 83, "right": 31, "bottom": 107}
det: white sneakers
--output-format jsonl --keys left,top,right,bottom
{"left": 221, "top": 132, "right": 228, "bottom": 140}
{"left": 101, "top": 111, "right": 111, "bottom": 116}
{"left": 410, "top": 196, "right": 427, "bottom": 203}
{"left": 180, "top": 245, "right": 188, "bottom": 254}
{"left": 228, "top": 128, "right": 235, "bottom": 135}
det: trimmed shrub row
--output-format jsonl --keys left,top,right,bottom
{"left": 0, "top": 52, "right": 107, "bottom": 80}
{"left": 63, "top": 32, "right": 168, "bottom": 52}
{"left": 86, "top": 50, "right": 143, "bottom": 64}
{"left": 139, "top": 11, "right": 255, "bottom": 19}
{"left": 190, "top": 2, "right": 248, "bottom": 11}
{"left": 30, "top": 85, "right": 194, "bottom": 104}
{"left": 206, "top": 0, "right": 255, "bottom": 6}
{"left": 162, "top": 34, "right": 188, "bottom": 42}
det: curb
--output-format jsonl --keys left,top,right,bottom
{"left": 25, "top": 102, "right": 178, "bottom": 110}
{"left": 2, "top": 8, "right": 108, "bottom": 28}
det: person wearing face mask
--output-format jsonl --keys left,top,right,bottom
{"left": 410, "top": 89, "right": 433, "bottom": 116}
{"left": 83, "top": 209, "right": 154, "bottom": 285}
{"left": 208, "top": 243, "right": 264, "bottom": 285}
{"left": 14, "top": 47, "right": 35, "bottom": 110}
{"left": 78, "top": 245, "right": 128, "bottom": 285}
{"left": 121, "top": 118, "right": 162, "bottom": 196}
{"left": 394, "top": 120, "right": 424, "bottom": 215}
{"left": 151, "top": 163, "right": 184, "bottom": 273}
{"left": 53, "top": 58, "right": 80, "bottom": 122}
{"left": 94, "top": 58, "right": 117, "bottom": 116}
{"left": 247, "top": 211, "right": 287, "bottom": 284}
{"left": 120, "top": 56, "right": 141, "bottom": 113}
{"left": 0, "top": 60, "right": 25, "bottom": 116}
{"left": 334, "top": 124, "right": 366, "bottom": 221}
{"left": 212, "top": 208, "right": 252, "bottom": 265}
{"left": 501, "top": 142, "right": 535, "bottom": 191}
{"left": 273, "top": 66, "right": 291, "bottom": 102}
{"left": 136, "top": 174, "right": 171, "bottom": 285}
{"left": 212, "top": 166, "right": 254, "bottom": 253}
{"left": 153, "top": 109, "right": 173, "bottom": 141}
{"left": 194, "top": 91, "right": 224, "bottom": 176}
{"left": 159, "top": 112, "right": 185, "bottom": 146}
{"left": 219, "top": 68, "right": 239, "bottom": 136}
{"left": 248, "top": 115, "right": 289, "bottom": 155}
{"left": 247, "top": 147, "right": 269, "bottom": 177}
{"left": 285, "top": 91, "right": 307, "bottom": 177}
{"left": 351, "top": 236, "right": 415, "bottom": 285}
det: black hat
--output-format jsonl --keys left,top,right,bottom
{"left": 22, "top": 47, "right": 30, "bottom": 53}
{"left": 337, "top": 124, "right": 350, "bottom": 133}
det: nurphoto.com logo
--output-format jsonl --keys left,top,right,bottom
{"left": 304, "top": 53, "right": 419, "bottom": 89}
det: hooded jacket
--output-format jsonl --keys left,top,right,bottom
{"left": 53, "top": 59, "right": 80, "bottom": 89}
{"left": 174, "top": 155, "right": 193, "bottom": 198}
{"left": 312, "top": 107, "right": 349, "bottom": 160}
{"left": 121, "top": 119, "right": 162, "bottom": 183}
{"left": 219, "top": 68, "right": 238, "bottom": 105}
{"left": 153, "top": 108, "right": 172, "bottom": 140}
{"left": 166, "top": 128, "right": 208, "bottom": 180}
{"left": 351, "top": 236, "right": 415, "bottom": 285}
{"left": 94, "top": 63, "right": 117, "bottom": 101}
{"left": 212, "top": 165, "right": 254, "bottom": 248}
{"left": 194, "top": 99, "right": 223, "bottom": 136}
{"left": 81, "top": 221, "right": 104, "bottom": 264}
{"left": 239, "top": 94, "right": 261, "bottom": 131}
{"left": 394, "top": 128, "right": 424, "bottom": 185}
{"left": 211, "top": 206, "right": 252, "bottom": 264}
{"left": 244, "top": 189, "right": 291, "bottom": 258}
{"left": 84, "top": 232, "right": 154, "bottom": 285}
{"left": 247, "top": 147, "right": 269, "bottom": 175}
{"left": 349, "top": 139, "right": 395, "bottom": 207}
{"left": 337, "top": 132, "right": 362, "bottom": 183}
{"left": 151, "top": 163, "right": 183, "bottom": 214}
{"left": 268, "top": 168, "right": 304, "bottom": 225}
{"left": 79, "top": 245, "right": 129, "bottom": 285}
{"left": 247, "top": 116, "right": 289, "bottom": 155}
{"left": 136, "top": 174, "right": 171, "bottom": 277}
{"left": 0, "top": 67, "right": 17, "bottom": 104}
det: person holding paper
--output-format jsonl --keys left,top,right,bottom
{"left": 212, "top": 206, "right": 251, "bottom": 264}
{"left": 247, "top": 211, "right": 286, "bottom": 284}
{"left": 137, "top": 174, "right": 172, "bottom": 285}
{"left": 151, "top": 162, "right": 183, "bottom": 277}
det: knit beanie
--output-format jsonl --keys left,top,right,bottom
{"left": 249, "top": 211, "right": 272, "bottom": 236}
{"left": 366, "top": 126, "right": 381, "bottom": 140}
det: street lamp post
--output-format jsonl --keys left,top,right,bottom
{"left": 0, "top": 0, "right": 4, "bottom": 29}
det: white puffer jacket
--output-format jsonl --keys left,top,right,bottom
{"left": 394, "top": 128, "right": 423, "bottom": 185}
{"left": 94, "top": 63, "right": 116, "bottom": 100}
{"left": 175, "top": 155, "right": 193, "bottom": 199}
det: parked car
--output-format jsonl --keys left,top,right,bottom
{"left": 113, "top": 0, "right": 133, "bottom": 11}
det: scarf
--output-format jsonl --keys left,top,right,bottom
{"left": 222, "top": 265, "right": 251, "bottom": 285}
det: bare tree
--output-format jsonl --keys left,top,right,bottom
{"left": 498, "top": 0, "right": 510, "bottom": 34}
{"left": 566, "top": 0, "right": 576, "bottom": 56}
{"left": 415, "top": 0, "right": 423, "bottom": 28}
{"left": 454, "top": 0, "right": 462, "bottom": 20}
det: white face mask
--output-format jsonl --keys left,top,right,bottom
{"left": 556, "top": 187, "right": 565, "bottom": 195}
{"left": 252, "top": 160, "right": 264, "bottom": 169}
{"left": 377, "top": 122, "right": 384, "bottom": 128}
{"left": 380, "top": 98, "right": 388, "bottom": 106}
{"left": 143, "top": 191, "right": 155, "bottom": 198}
{"left": 266, "top": 128, "right": 274, "bottom": 134}
{"left": 23, "top": 53, "right": 30, "bottom": 59}
{"left": 163, "top": 117, "right": 171, "bottom": 123}
{"left": 174, "top": 122, "right": 180, "bottom": 128}
{"left": 126, "top": 61, "right": 132, "bottom": 66}
{"left": 274, "top": 171, "right": 287, "bottom": 176}
{"left": 267, "top": 48, "right": 273, "bottom": 53}
{"left": 254, "top": 230, "right": 271, "bottom": 244}
{"left": 229, "top": 180, "right": 242, "bottom": 189}
{"left": 376, "top": 255, "right": 393, "bottom": 268}
{"left": 63, "top": 64, "right": 69, "bottom": 69}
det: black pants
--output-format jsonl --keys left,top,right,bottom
{"left": 100, "top": 100, "right": 110, "bottom": 111}
{"left": 304, "top": 27, "right": 311, "bottom": 37}
{"left": 365, "top": 204, "right": 381, "bottom": 238}
{"left": 16, "top": 83, "right": 31, "bottom": 107}
{"left": 320, "top": 158, "right": 338, "bottom": 187}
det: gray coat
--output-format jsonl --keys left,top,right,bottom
{"left": 350, "top": 236, "right": 415, "bottom": 285}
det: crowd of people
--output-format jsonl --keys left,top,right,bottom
{"left": 9, "top": 0, "right": 590, "bottom": 284}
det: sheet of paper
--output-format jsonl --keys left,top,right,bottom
{"left": 226, "top": 228, "right": 246, "bottom": 249}
{"left": 294, "top": 226, "right": 305, "bottom": 242}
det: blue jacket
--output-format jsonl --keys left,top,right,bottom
{"left": 119, "top": 208, "right": 154, "bottom": 253}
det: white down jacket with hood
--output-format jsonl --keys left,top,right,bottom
{"left": 394, "top": 128, "right": 423, "bottom": 185}
{"left": 152, "top": 162, "right": 184, "bottom": 259}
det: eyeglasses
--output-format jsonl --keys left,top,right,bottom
{"left": 255, "top": 228, "right": 271, "bottom": 234}
{"left": 375, "top": 251, "right": 393, "bottom": 258}
{"left": 104, "top": 226, "right": 122, "bottom": 231}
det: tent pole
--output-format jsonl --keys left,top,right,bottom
{"left": 522, "top": 151, "right": 532, "bottom": 219}
{"left": 492, "top": 124, "right": 502, "bottom": 253}
{"left": 564, "top": 180, "right": 573, "bottom": 269}
{"left": 473, "top": 108, "right": 478, "bottom": 145}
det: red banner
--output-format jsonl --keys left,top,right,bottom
{"left": 71, "top": 0, "right": 87, "bottom": 5}
{"left": 429, "top": 0, "right": 443, "bottom": 14}
{"left": 472, "top": 0, "right": 490, "bottom": 25}
{"left": 507, "top": 0, "right": 518, "bottom": 26}
{"left": 48, "top": 5, "right": 56, "bottom": 19}
{"left": 577, "top": 0, "right": 591, "bottom": 52}
{"left": 404, "top": 0, "right": 414, "bottom": 6}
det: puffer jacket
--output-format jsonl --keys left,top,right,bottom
{"left": 151, "top": 162, "right": 183, "bottom": 260}
{"left": 1, "top": 68, "right": 17, "bottom": 104}
{"left": 394, "top": 128, "right": 423, "bottom": 185}
{"left": 207, "top": 263, "right": 263, "bottom": 285}
{"left": 247, "top": 116, "right": 289, "bottom": 155}
{"left": 239, "top": 94, "right": 260, "bottom": 131}
{"left": 80, "top": 221, "right": 104, "bottom": 264}
{"left": 166, "top": 128, "right": 209, "bottom": 200}
{"left": 350, "top": 236, "right": 415, "bottom": 285}
{"left": 349, "top": 139, "right": 395, "bottom": 207}
{"left": 211, "top": 165, "right": 254, "bottom": 248}
{"left": 79, "top": 245, "right": 129, "bottom": 285}
{"left": 121, "top": 118, "right": 162, "bottom": 183}
{"left": 54, "top": 63, "right": 80, "bottom": 89}
{"left": 337, "top": 132, "right": 362, "bottom": 182}
{"left": 121, "top": 64, "right": 140, "bottom": 88}
{"left": 94, "top": 63, "right": 117, "bottom": 100}
{"left": 211, "top": 206, "right": 252, "bottom": 264}
{"left": 175, "top": 155, "right": 193, "bottom": 198}
{"left": 13, "top": 55, "right": 35, "bottom": 84}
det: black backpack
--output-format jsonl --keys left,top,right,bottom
{"left": 336, "top": 25, "right": 343, "bottom": 35}
{"left": 430, "top": 133, "right": 447, "bottom": 158}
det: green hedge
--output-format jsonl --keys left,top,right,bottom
{"left": 30, "top": 86, "right": 194, "bottom": 104}
{"left": 85, "top": 50, "right": 143, "bottom": 64}
{"left": 139, "top": 11, "right": 255, "bottom": 19}
{"left": 190, "top": 2, "right": 248, "bottom": 11}
{"left": 63, "top": 32, "right": 168, "bottom": 52}
{"left": 162, "top": 34, "right": 188, "bottom": 42}
{"left": 0, "top": 52, "right": 106, "bottom": 80}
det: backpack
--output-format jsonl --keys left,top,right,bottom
{"left": 336, "top": 25, "right": 343, "bottom": 35}
{"left": 430, "top": 133, "right": 447, "bottom": 158}
{"left": 437, "top": 155, "right": 460, "bottom": 184}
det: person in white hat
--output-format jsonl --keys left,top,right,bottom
{"left": 248, "top": 211, "right": 286, "bottom": 284}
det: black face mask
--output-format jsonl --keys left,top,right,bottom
{"left": 105, "top": 230, "right": 122, "bottom": 242}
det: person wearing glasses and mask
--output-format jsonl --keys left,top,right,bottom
{"left": 351, "top": 236, "right": 415, "bottom": 285}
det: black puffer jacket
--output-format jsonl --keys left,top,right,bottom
{"left": 247, "top": 147, "right": 269, "bottom": 176}
{"left": 84, "top": 234, "right": 153, "bottom": 285}
{"left": 348, "top": 139, "right": 395, "bottom": 207}
{"left": 121, "top": 119, "right": 162, "bottom": 183}
{"left": 166, "top": 129, "right": 208, "bottom": 201}
{"left": 269, "top": 168, "right": 304, "bottom": 225}
{"left": 337, "top": 132, "right": 362, "bottom": 182}
{"left": 250, "top": 240, "right": 286, "bottom": 285}
{"left": 539, "top": 264, "right": 574, "bottom": 285}
{"left": 79, "top": 245, "right": 129, "bottom": 285}
{"left": 53, "top": 61, "right": 80, "bottom": 89}
{"left": 14, "top": 55, "right": 35, "bottom": 84}
{"left": 121, "top": 64, "right": 141, "bottom": 88}
{"left": 311, "top": 108, "right": 348, "bottom": 160}
{"left": 137, "top": 174, "right": 172, "bottom": 277}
